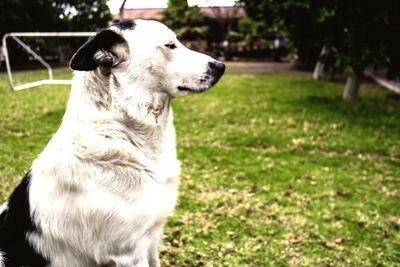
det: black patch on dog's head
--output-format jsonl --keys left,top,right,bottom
{"left": 70, "top": 29, "right": 128, "bottom": 71}
{"left": 113, "top": 20, "right": 136, "bottom": 30}
{"left": 0, "top": 171, "right": 49, "bottom": 266}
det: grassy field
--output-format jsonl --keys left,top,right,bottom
{"left": 0, "top": 68, "right": 399, "bottom": 266}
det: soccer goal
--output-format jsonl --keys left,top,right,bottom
{"left": 2, "top": 32, "right": 95, "bottom": 91}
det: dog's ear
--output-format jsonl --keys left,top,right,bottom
{"left": 70, "top": 30, "right": 129, "bottom": 71}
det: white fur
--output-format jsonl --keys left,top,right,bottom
{"left": 0, "top": 202, "right": 7, "bottom": 215}
{"left": 18, "top": 20, "right": 223, "bottom": 267}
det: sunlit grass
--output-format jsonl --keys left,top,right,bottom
{"left": 0, "top": 68, "right": 399, "bottom": 266}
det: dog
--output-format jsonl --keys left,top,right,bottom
{"left": 0, "top": 19, "right": 225, "bottom": 267}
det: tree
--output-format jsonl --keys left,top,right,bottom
{"left": 0, "top": 0, "right": 111, "bottom": 38}
{"left": 59, "top": 0, "right": 111, "bottom": 32}
{"left": 0, "top": 0, "right": 65, "bottom": 39}
{"left": 0, "top": 0, "right": 111, "bottom": 67}
{"left": 161, "top": 0, "right": 209, "bottom": 40}
{"left": 240, "top": 0, "right": 400, "bottom": 101}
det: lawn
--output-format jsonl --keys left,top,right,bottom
{"left": 0, "top": 68, "right": 399, "bottom": 266}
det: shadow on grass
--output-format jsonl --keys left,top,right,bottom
{"left": 39, "top": 109, "right": 65, "bottom": 125}
{"left": 295, "top": 93, "right": 400, "bottom": 130}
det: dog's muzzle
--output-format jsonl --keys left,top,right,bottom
{"left": 177, "top": 60, "right": 225, "bottom": 93}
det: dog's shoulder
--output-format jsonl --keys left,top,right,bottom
{"left": 0, "top": 171, "right": 49, "bottom": 266}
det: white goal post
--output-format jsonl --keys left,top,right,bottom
{"left": 2, "top": 32, "right": 95, "bottom": 91}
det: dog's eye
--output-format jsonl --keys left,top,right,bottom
{"left": 165, "top": 42, "right": 177, "bottom": 49}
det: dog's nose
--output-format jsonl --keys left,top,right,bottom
{"left": 208, "top": 61, "right": 226, "bottom": 73}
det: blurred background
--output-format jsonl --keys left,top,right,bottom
{"left": 0, "top": 0, "right": 399, "bottom": 99}
{"left": 0, "top": 2, "right": 399, "bottom": 265}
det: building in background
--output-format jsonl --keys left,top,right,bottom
{"left": 115, "top": 6, "right": 251, "bottom": 60}
{"left": 109, "top": 1, "right": 288, "bottom": 61}
{"left": 116, "top": 6, "right": 245, "bottom": 22}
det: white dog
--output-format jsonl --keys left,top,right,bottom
{"left": 0, "top": 19, "right": 225, "bottom": 267}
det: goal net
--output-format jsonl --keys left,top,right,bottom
{"left": 2, "top": 32, "right": 95, "bottom": 91}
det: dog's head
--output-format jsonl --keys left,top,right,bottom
{"left": 70, "top": 20, "right": 225, "bottom": 98}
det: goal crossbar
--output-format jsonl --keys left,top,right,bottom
{"left": 2, "top": 32, "right": 95, "bottom": 91}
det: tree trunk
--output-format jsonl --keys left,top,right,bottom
{"left": 313, "top": 46, "right": 327, "bottom": 80}
{"left": 313, "top": 60, "right": 325, "bottom": 80}
{"left": 343, "top": 74, "right": 360, "bottom": 101}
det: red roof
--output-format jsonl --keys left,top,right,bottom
{"left": 121, "top": 8, "right": 164, "bottom": 21}
{"left": 118, "top": 6, "right": 245, "bottom": 21}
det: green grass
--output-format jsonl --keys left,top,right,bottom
{"left": 1, "top": 68, "right": 399, "bottom": 266}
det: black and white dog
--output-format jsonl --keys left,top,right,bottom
{"left": 0, "top": 20, "right": 224, "bottom": 267}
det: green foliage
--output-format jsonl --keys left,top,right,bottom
{"left": 0, "top": 0, "right": 111, "bottom": 68}
{"left": 234, "top": 1, "right": 289, "bottom": 60}
{"left": 0, "top": 0, "right": 65, "bottom": 38}
{"left": 1, "top": 69, "right": 399, "bottom": 265}
{"left": 167, "top": 0, "right": 188, "bottom": 8}
{"left": 240, "top": 0, "right": 400, "bottom": 79}
{"left": 236, "top": 18, "right": 260, "bottom": 47}
{"left": 60, "top": 0, "right": 111, "bottom": 31}
{"left": 0, "top": 0, "right": 111, "bottom": 38}
{"left": 161, "top": 0, "right": 209, "bottom": 40}
{"left": 235, "top": 18, "right": 272, "bottom": 50}
{"left": 238, "top": 18, "right": 258, "bottom": 36}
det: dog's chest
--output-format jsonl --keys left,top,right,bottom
{"left": 139, "top": 154, "right": 181, "bottom": 217}
{"left": 83, "top": 148, "right": 181, "bottom": 221}
{"left": 133, "top": 173, "right": 179, "bottom": 219}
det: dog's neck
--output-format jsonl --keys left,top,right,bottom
{"left": 66, "top": 70, "right": 172, "bottom": 129}
{"left": 61, "top": 70, "right": 176, "bottom": 159}
{"left": 52, "top": 70, "right": 179, "bottom": 174}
